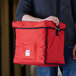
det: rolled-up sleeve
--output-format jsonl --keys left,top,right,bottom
{"left": 16, "top": 0, "right": 33, "bottom": 21}
{"left": 72, "top": 0, "right": 76, "bottom": 23}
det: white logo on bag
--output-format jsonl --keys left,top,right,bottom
{"left": 25, "top": 50, "right": 30, "bottom": 56}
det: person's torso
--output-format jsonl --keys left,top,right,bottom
{"left": 32, "top": 0, "right": 75, "bottom": 45}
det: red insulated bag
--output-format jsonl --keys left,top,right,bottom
{"left": 12, "top": 20, "right": 66, "bottom": 66}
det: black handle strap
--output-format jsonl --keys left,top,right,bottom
{"left": 56, "top": 0, "right": 60, "bottom": 36}
{"left": 56, "top": 0, "right": 60, "bottom": 18}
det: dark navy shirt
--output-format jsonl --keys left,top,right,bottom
{"left": 16, "top": 0, "right": 76, "bottom": 45}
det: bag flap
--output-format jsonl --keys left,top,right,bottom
{"left": 12, "top": 20, "right": 66, "bottom": 29}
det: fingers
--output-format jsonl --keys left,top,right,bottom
{"left": 51, "top": 18, "right": 59, "bottom": 26}
{"left": 44, "top": 16, "right": 59, "bottom": 26}
{"left": 73, "top": 48, "right": 75, "bottom": 58}
{"left": 72, "top": 45, "right": 76, "bottom": 59}
{"left": 54, "top": 17, "right": 59, "bottom": 26}
{"left": 73, "top": 50, "right": 76, "bottom": 59}
{"left": 50, "top": 16, "right": 59, "bottom": 26}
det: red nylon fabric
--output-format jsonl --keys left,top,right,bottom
{"left": 12, "top": 20, "right": 66, "bottom": 67}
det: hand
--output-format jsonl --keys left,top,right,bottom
{"left": 44, "top": 16, "right": 59, "bottom": 26}
{"left": 73, "top": 44, "right": 76, "bottom": 59}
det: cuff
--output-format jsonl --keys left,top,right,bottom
{"left": 16, "top": 12, "right": 26, "bottom": 21}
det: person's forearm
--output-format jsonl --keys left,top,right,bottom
{"left": 22, "top": 14, "right": 59, "bottom": 26}
{"left": 22, "top": 14, "right": 43, "bottom": 21}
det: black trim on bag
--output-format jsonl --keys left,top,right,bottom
{"left": 13, "top": 28, "right": 16, "bottom": 60}
{"left": 44, "top": 28, "right": 48, "bottom": 64}
{"left": 14, "top": 27, "right": 64, "bottom": 65}
{"left": 44, "top": 28, "right": 64, "bottom": 65}
{"left": 14, "top": 27, "right": 65, "bottom": 31}
{"left": 56, "top": 26, "right": 59, "bottom": 36}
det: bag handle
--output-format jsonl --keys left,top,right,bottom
{"left": 56, "top": 0, "right": 60, "bottom": 19}
{"left": 56, "top": 0, "right": 60, "bottom": 36}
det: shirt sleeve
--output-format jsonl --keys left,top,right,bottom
{"left": 16, "top": 0, "right": 33, "bottom": 21}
